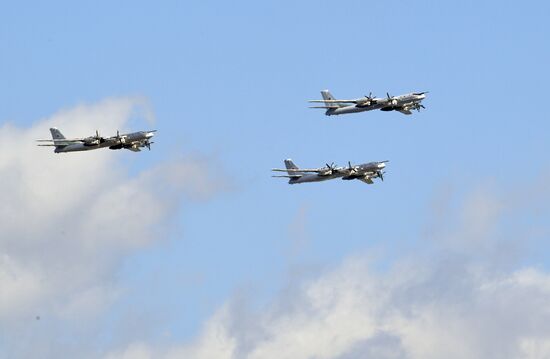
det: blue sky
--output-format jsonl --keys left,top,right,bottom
{"left": 1, "top": 1, "right": 550, "bottom": 357}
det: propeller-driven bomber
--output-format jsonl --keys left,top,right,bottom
{"left": 309, "top": 90, "right": 427, "bottom": 116}
{"left": 37, "top": 128, "right": 156, "bottom": 153}
{"left": 272, "top": 88, "right": 429, "bottom": 186}
{"left": 38, "top": 88, "right": 423, "bottom": 189}
{"left": 272, "top": 159, "right": 388, "bottom": 185}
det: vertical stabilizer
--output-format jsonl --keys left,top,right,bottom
{"left": 321, "top": 90, "right": 344, "bottom": 107}
{"left": 49, "top": 127, "right": 67, "bottom": 152}
{"left": 50, "top": 128, "right": 65, "bottom": 140}
{"left": 284, "top": 159, "right": 302, "bottom": 176}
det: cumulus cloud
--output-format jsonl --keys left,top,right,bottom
{"left": 0, "top": 98, "right": 227, "bottom": 358}
{"left": 106, "top": 178, "right": 550, "bottom": 359}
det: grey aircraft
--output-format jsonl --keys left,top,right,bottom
{"left": 37, "top": 128, "right": 156, "bottom": 153}
{"left": 272, "top": 159, "right": 388, "bottom": 185}
{"left": 309, "top": 90, "right": 427, "bottom": 116}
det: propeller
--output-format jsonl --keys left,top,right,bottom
{"left": 145, "top": 140, "right": 154, "bottom": 151}
{"left": 115, "top": 130, "right": 126, "bottom": 144}
{"left": 324, "top": 162, "right": 338, "bottom": 174}
{"left": 413, "top": 103, "right": 425, "bottom": 112}
{"left": 365, "top": 92, "right": 376, "bottom": 102}
{"left": 365, "top": 92, "right": 376, "bottom": 105}
{"left": 386, "top": 92, "right": 397, "bottom": 106}
{"left": 356, "top": 92, "right": 376, "bottom": 107}
{"left": 84, "top": 130, "right": 103, "bottom": 145}
{"left": 94, "top": 130, "right": 107, "bottom": 143}
{"left": 377, "top": 170, "right": 385, "bottom": 181}
{"left": 347, "top": 161, "right": 357, "bottom": 174}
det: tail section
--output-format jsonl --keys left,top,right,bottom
{"left": 50, "top": 128, "right": 65, "bottom": 140}
{"left": 284, "top": 159, "right": 302, "bottom": 175}
{"left": 321, "top": 90, "right": 335, "bottom": 102}
{"left": 283, "top": 159, "right": 303, "bottom": 184}
{"left": 50, "top": 127, "right": 67, "bottom": 152}
{"left": 321, "top": 90, "right": 344, "bottom": 107}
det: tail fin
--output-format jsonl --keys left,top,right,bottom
{"left": 284, "top": 159, "right": 302, "bottom": 176}
{"left": 50, "top": 128, "right": 65, "bottom": 140}
{"left": 321, "top": 90, "right": 344, "bottom": 107}
{"left": 50, "top": 128, "right": 67, "bottom": 152}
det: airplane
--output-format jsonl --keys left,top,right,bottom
{"left": 272, "top": 159, "right": 388, "bottom": 185}
{"left": 36, "top": 128, "right": 156, "bottom": 153}
{"left": 309, "top": 90, "right": 428, "bottom": 116}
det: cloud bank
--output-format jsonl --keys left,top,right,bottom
{"left": 107, "top": 179, "right": 550, "bottom": 359}
{"left": 0, "top": 98, "right": 227, "bottom": 358}
{"left": 2, "top": 98, "right": 549, "bottom": 359}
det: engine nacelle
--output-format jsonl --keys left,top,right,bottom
{"left": 355, "top": 100, "right": 372, "bottom": 108}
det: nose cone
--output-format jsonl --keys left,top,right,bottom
{"left": 146, "top": 132, "right": 155, "bottom": 139}
{"left": 377, "top": 162, "right": 386, "bottom": 169}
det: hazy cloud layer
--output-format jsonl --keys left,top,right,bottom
{"left": 3, "top": 98, "right": 549, "bottom": 358}
{"left": 107, "top": 179, "right": 550, "bottom": 359}
{"left": 0, "top": 98, "right": 227, "bottom": 358}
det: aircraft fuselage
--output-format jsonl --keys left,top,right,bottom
{"left": 54, "top": 131, "right": 154, "bottom": 153}
{"left": 288, "top": 161, "right": 386, "bottom": 184}
{"left": 326, "top": 93, "right": 426, "bottom": 116}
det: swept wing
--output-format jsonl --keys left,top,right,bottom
{"left": 272, "top": 167, "right": 341, "bottom": 175}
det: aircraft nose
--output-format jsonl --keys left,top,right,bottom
{"left": 146, "top": 132, "right": 154, "bottom": 138}
{"left": 378, "top": 163, "right": 386, "bottom": 169}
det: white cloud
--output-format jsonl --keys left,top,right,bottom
{"left": 3, "top": 98, "right": 550, "bottom": 359}
{"left": 105, "top": 180, "right": 550, "bottom": 359}
{"left": 109, "top": 259, "right": 550, "bottom": 359}
{"left": 0, "top": 98, "right": 227, "bottom": 358}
